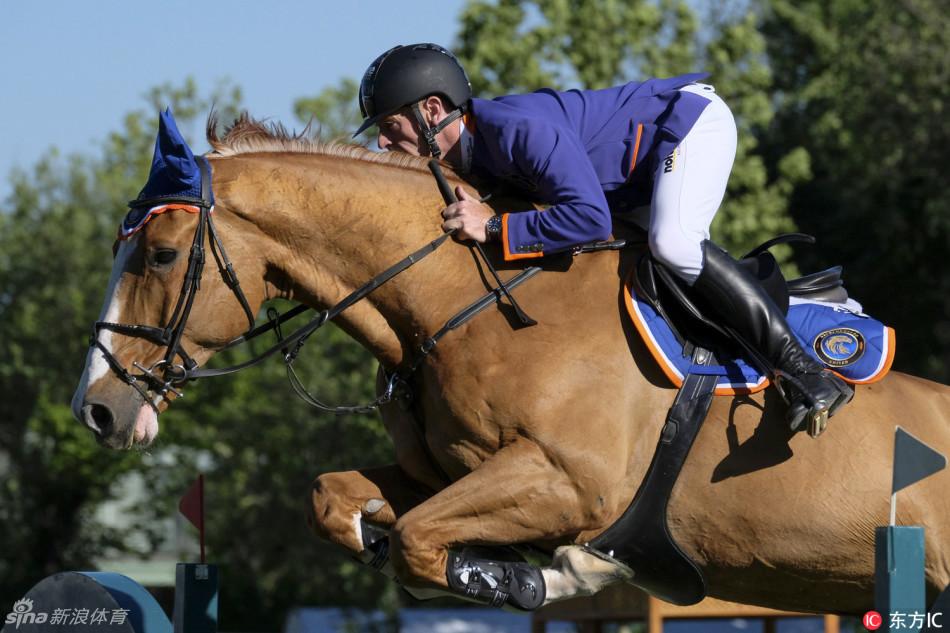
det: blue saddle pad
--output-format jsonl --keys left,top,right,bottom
{"left": 624, "top": 278, "right": 895, "bottom": 395}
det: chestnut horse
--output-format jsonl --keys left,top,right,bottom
{"left": 72, "top": 115, "right": 950, "bottom": 614}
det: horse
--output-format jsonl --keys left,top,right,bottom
{"left": 72, "top": 112, "right": 950, "bottom": 614}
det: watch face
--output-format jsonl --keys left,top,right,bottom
{"left": 487, "top": 216, "right": 502, "bottom": 237}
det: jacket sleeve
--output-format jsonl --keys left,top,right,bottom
{"left": 498, "top": 118, "right": 612, "bottom": 261}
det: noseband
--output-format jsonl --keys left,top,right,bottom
{"left": 91, "top": 158, "right": 256, "bottom": 410}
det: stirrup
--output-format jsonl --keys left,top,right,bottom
{"left": 780, "top": 370, "right": 850, "bottom": 438}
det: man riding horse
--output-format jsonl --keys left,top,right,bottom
{"left": 355, "top": 42, "right": 853, "bottom": 434}
{"left": 72, "top": 57, "right": 948, "bottom": 614}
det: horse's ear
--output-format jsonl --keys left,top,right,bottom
{"left": 155, "top": 108, "right": 198, "bottom": 181}
{"left": 134, "top": 108, "right": 203, "bottom": 202}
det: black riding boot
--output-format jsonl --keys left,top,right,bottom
{"left": 692, "top": 241, "right": 853, "bottom": 436}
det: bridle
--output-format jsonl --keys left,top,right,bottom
{"left": 89, "top": 157, "right": 540, "bottom": 415}
{"left": 92, "top": 157, "right": 256, "bottom": 410}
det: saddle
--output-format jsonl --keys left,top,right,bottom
{"left": 631, "top": 233, "right": 847, "bottom": 357}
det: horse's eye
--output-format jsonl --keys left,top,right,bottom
{"left": 149, "top": 249, "right": 178, "bottom": 267}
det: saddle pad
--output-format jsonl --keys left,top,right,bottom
{"left": 624, "top": 277, "right": 896, "bottom": 395}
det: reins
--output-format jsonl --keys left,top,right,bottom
{"left": 190, "top": 228, "right": 459, "bottom": 413}
{"left": 90, "top": 157, "right": 556, "bottom": 414}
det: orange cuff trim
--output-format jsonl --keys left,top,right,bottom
{"left": 501, "top": 213, "right": 544, "bottom": 261}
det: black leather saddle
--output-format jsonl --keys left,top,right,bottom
{"left": 632, "top": 233, "right": 848, "bottom": 356}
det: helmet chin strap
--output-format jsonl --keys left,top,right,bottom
{"left": 410, "top": 102, "right": 465, "bottom": 160}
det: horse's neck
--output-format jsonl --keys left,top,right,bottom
{"left": 213, "top": 153, "right": 472, "bottom": 367}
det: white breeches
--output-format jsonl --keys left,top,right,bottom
{"left": 648, "top": 83, "right": 738, "bottom": 284}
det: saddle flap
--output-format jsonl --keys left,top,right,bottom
{"left": 633, "top": 249, "right": 789, "bottom": 353}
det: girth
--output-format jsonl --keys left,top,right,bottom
{"left": 587, "top": 234, "right": 850, "bottom": 605}
{"left": 588, "top": 345, "right": 717, "bottom": 605}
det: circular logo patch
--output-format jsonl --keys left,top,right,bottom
{"left": 814, "top": 327, "right": 865, "bottom": 367}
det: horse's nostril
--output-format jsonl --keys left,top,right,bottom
{"left": 82, "top": 403, "right": 115, "bottom": 436}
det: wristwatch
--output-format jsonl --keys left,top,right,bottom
{"left": 485, "top": 215, "right": 502, "bottom": 242}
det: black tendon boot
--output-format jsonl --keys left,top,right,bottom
{"left": 692, "top": 241, "right": 853, "bottom": 437}
{"left": 446, "top": 547, "right": 546, "bottom": 610}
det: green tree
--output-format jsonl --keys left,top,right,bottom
{"left": 294, "top": 77, "right": 371, "bottom": 144}
{"left": 761, "top": 0, "right": 949, "bottom": 380}
{"left": 1, "top": 76, "right": 405, "bottom": 631}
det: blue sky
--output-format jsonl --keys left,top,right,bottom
{"left": 0, "top": 0, "right": 467, "bottom": 197}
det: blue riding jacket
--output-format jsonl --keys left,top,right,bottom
{"left": 467, "top": 72, "right": 711, "bottom": 260}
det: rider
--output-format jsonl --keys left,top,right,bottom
{"left": 354, "top": 43, "right": 853, "bottom": 433}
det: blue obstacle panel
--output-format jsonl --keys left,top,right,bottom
{"left": 173, "top": 564, "right": 218, "bottom": 633}
{"left": 876, "top": 526, "right": 926, "bottom": 631}
{"left": 2, "top": 572, "right": 171, "bottom": 633}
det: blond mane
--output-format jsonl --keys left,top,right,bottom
{"left": 206, "top": 112, "right": 431, "bottom": 172}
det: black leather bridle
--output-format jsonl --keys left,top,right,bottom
{"left": 92, "top": 157, "right": 257, "bottom": 410}
{"left": 89, "top": 157, "right": 541, "bottom": 416}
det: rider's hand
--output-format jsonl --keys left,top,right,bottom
{"left": 441, "top": 186, "right": 493, "bottom": 242}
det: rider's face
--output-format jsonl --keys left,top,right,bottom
{"left": 377, "top": 110, "right": 426, "bottom": 156}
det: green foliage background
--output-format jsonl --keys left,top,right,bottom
{"left": 1, "top": 1, "right": 946, "bottom": 631}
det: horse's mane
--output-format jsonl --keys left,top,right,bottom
{"left": 205, "top": 112, "right": 431, "bottom": 173}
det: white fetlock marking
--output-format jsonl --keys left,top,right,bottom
{"left": 541, "top": 545, "right": 634, "bottom": 604}
{"left": 350, "top": 511, "right": 365, "bottom": 553}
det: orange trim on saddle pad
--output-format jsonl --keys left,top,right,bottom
{"left": 623, "top": 271, "right": 771, "bottom": 396}
{"left": 847, "top": 326, "right": 896, "bottom": 384}
{"left": 501, "top": 213, "right": 544, "bottom": 261}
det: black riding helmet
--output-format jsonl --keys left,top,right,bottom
{"left": 354, "top": 43, "right": 472, "bottom": 158}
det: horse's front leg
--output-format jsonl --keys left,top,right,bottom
{"left": 307, "top": 465, "right": 425, "bottom": 571}
{"left": 389, "top": 438, "right": 633, "bottom": 610}
{"left": 306, "top": 464, "right": 460, "bottom": 600}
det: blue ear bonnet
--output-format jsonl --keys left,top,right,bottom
{"left": 133, "top": 108, "right": 213, "bottom": 205}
